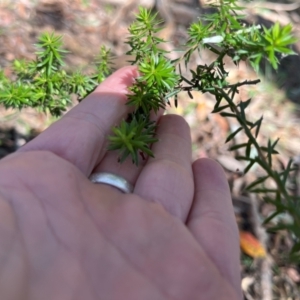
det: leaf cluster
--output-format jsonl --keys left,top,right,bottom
{"left": 108, "top": 117, "right": 158, "bottom": 164}
{"left": 174, "top": 0, "right": 299, "bottom": 259}
{"left": 0, "top": 33, "right": 113, "bottom": 116}
{"left": 108, "top": 2, "right": 300, "bottom": 261}
{"left": 175, "top": 0, "right": 299, "bottom": 261}
{"left": 184, "top": 0, "right": 296, "bottom": 70}
{"left": 109, "top": 7, "right": 180, "bottom": 165}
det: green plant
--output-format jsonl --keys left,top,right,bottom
{"left": 1, "top": 1, "right": 300, "bottom": 261}
{"left": 0, "top": 33, "right": 112, "bottom": 116}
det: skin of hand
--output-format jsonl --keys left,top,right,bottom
{"left": 0, "top": 66, "right": 242, "bottom": 300}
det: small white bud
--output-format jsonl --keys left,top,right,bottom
{"left": 202, "top": 35, "right": 224, "bottom": 44}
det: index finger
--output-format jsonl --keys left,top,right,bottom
{"left": 19, "top": 66, "right": 138, "bottom": 176}
{"left": 187, "top": 158, "right": 242, "bottom": 298}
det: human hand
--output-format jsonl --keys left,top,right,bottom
{"left": 0, "top": 66, "right": 242, "bottom": 300}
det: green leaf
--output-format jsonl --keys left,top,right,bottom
{"left": 220, "top": 112, "right": 237, "bottom": 118}
{"left": 228, "top": 143, "right": 248, "bottom": 151}
{"left": 108, "top": 117, "right": 158, "bottom": 165}
{"left": 236, "top": 156, "right": 253, "bottom": 161}
{"left": 238, "top": 98, "right": 251, "bottom": 120}
{"left": 262, "top": 23, "right": 297, "bottom": 69}
{"left": 251, "top": 116, "right": 263, "bottom": 138}
{"left": 244, "top": 159, "right": 256, "bottom": 174}
{"left": 246, "top": 175, "right": 269, "bottom": 190}
{"left": 260, "top": 146, "right": 279, "bottom": 154}
{"left": 212, "top": 104, "right": 230, "bottom": 113}
{"left": 245, "top": 139, "right": 252, "bottom": 157}
{"left": 263, "top": 210, "right": 282, "bottom": 225}
{"left": 139, "top": 54, "right": 179, "bottom": 91}
{"left": 225, "top": 127, "right": 243, "bottom": 143}
{"left": 281, "top": 158, "right": 295, "bottom": 186}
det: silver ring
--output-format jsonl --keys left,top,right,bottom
{"left": 89, "top": 172, "right": 133, "bottom": 194}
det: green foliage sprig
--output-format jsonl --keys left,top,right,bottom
{"left": 108, "top": 3, "right": 300, "bottom": 261}
{"left": 0, "top": 33, "right": 113, "bottom": 116}
{"left": 108, "top": 4, "right": 296, "bottom": 165}
{"left": 108, "top": 7, "right": 179, "bottom": 165}
{"left": 1, "top": 0, "right": 300, "bottom": 261}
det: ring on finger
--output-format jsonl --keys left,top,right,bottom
{"left": 89, "top": 172, "right": 134, "bottom": 194}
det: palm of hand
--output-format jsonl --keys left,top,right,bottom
{"left": 0, "top": 66, "right": 241, "bottom": 300}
